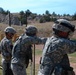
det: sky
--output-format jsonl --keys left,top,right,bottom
{"left": 0, "top": 0, "right": 76, "bottom": 15}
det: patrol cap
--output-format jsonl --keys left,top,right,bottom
{"left": 52, "top": 19, "right": 75, "bottom": 32}
{"left": 26, "top": 25, "right": 37, "bottom": 35}
{"left": 4, "top": 26, "right": 16, "bottom": 34}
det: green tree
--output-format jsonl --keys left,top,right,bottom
{"left": 0, "top": 7, "right": 9, "bottom": 15}
{"left": 25, "top": 9, "right": 32, "bottom": 17}
{"left": 20, "top": 17, "right": 27, "bottom": 24}
{"left": 0, "top": 7, "right": 4, "bottom": 13}
{"left": 72, "top": 13, "right": 76, "bottom": 20}
{"left": 39, "top": 17, "right": 45, "bottom": 23}
{"left": 20, "top": 11, "right": 24, "bottom": 16}
{"left": 45, "top": 10, "right": 50, "bottom": 15}
{"left": 43, "top": 15, "right": 51, "bottom": 22}
{"left": 52, "top": 12, "right": 57, "bottom": 16}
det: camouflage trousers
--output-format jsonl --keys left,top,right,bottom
{"left": 11, "top": 63, "right": 26, "bottom": 75}
{"left": 2, "top": 60, "right": 13, "bottom": 75}
{"left": 38, "top": 71, "right": 75, "bottom": 75}
{"left": 38, "top": 71, "right": 44, "bottom": 75}
{"left": 38, "top": 64, "right": 54, "bottom": 75}
{"left": 37, "top": 65, "right": 76, "bottom": 75}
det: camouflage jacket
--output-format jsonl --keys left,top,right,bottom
{"left": 0, "top": 37, "right": 13, "bottom": 63}
{"left": 11, "top": 34, "right": 47, "bottom": 65}
{"left": 41, "top": 35, "right": 76, "bottom": 66}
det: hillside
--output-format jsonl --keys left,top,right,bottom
{"left": 0, "top": 20, "right": 76, "bottom": 38}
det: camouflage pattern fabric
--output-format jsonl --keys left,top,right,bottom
{"left": 25, "top": 25, "right": 37, "bottom": 35}
{"left": 0, "top": 37, "right": 13, "bottom": 75}
{"left": 38, "top": 35, "right": 76, "bottom": 75}
{"left": 0, "top": 37, "right": 13, "bottom": 63}
{"left": 52, "top": 19, "right": 75, "bottom": 32}
{"left": 11, "top": 63, "right": 26, "bottom": 75}
{"left": 11, "top": 33, "right": 47, "bottom": 75}
{"left": 4, "top": 26, "right": 16, "bottom": 34}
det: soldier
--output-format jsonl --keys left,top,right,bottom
{"left": 11, "top": 25, "right": 47, "bottom": 75}
{"left": 0, "top": 26, "right": 16, "bottom": 75}
{"left": 38, "top": 19, "right": 76, "bottom": 75}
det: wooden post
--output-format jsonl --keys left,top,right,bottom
{"left": 8, "top": 11, "right": 11, "bottom": 26}
{"left": 26, "top": 11, "right": 27, "bottom": 27}
{"left": 33, "top": 44, "right": 35, "bottom": 75}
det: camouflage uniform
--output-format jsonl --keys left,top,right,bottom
{"left": 38, "top": 19, "right": 76, "bottom": 75}
{"left": 0, "top": 26, "right": 16, "bottom": 75}
{"left": 11, "top": 25, "right": 47, "bottom": 75}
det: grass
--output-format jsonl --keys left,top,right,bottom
{"left": 26, "top": 63, "right": 39, "bottom": 75}
{"left": 68, "top": 52, "right": 76, "bottom": 63}
{"left": 69, "top": 52, "right": 76, "bottom": 57}
{"left": 35, "top": 49, "right": 42, "bottom": 55}
{"left": 0, "top": 70, "right": 2, "bottom": 75}
{"left": 0, "top": 50, "right": 76, "bottom": 75}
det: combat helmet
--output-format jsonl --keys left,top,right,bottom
{"left": 52, "top": 19, "right": 75, "bottom": 38}
{"left": 4, "top": 26, "right": 16, "bottom": 34}
{"left": 26, "top": 25, "right": 37, "bottom": 36}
